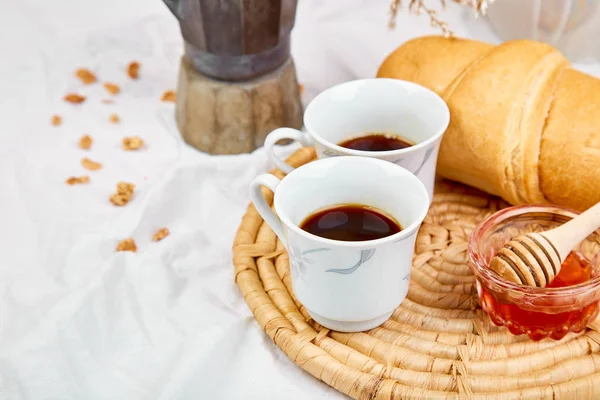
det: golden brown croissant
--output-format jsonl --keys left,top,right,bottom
{"left": 377, "top": 36, "right": 600, "bottom": 211}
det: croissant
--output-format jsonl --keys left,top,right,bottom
{"left": 377, "top": 36, "right": 600, "bottom": 211}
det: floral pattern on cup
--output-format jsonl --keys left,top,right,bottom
{"left": 326, "top": 248, "right": 376, "bottom": 274}
{"left": 289, "top": 245, "right": 377, "bottom": 278}
{"left": 322, "top": 148, "right": 340, "bottom": 157}
{"left": 288, "top": 245, "right": 331, "bottom": 281}
{"left": 411, "top": 147, "right": 434, "bottom": 176}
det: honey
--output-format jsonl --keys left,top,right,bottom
{"left": 547, "top": 251, "right": 593, "bottom": 288}
{"left": 479, "top": 251, "right": 599, "bottom": 341}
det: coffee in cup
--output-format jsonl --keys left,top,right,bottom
{"left": 338, "top": 132, "right": 414, "bottom": 152}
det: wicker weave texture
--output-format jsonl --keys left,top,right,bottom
{"left": 232, "top": 148, "right": 600, "bottom": 399}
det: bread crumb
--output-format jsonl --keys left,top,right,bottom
{"left": 161, "top": 90, "right": 176, "bottom": 102}
{"left": 103, "top": 82, "right": 120, "bottom": 95}
{"left": 152, "top": 228, "right": 169, "bottom": 242}
{"left": 79, "top": 135, "right": 93, "bottom": 150}
{"left": 109, "top": 113, "right": 120, "bottom": 124}
{"left": 51, "top": 115, "right": 62, "bottom": 126}
{"left": 66, "top": 176, "right": 90, "bottom": 185}
{"left": 127, "top": 61, "right": 140, "bottom": 79}
{"left": 75, "top": 68, "right": 97, "bottom": 84}
{"left": 81, "top": 158, "right": 102, "bottom": 171}
{"left": 64, "top": 93, "right": 86, "bottom": 104}
{"left": 298, "top": 83, "right": 304, "bottom": 94}
{"left": 109, "top": 181, "right": 135, "bottom": 206}
{"left": 122, "top": 136, "right": 144, "bottom": 151}
{"left": 116, "top": 238, "right": 136, "bottom": 252}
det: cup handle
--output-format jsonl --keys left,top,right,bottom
{"left": 265, "top": 128, "right": 314, "bottom": 174}
{"left": 250, "top": 173, "right": 287, "bottom": 247}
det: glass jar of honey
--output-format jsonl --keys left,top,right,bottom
{"left": 468, "top": 205, "right": 600, "bottom": 341}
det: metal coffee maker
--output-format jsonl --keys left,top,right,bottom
{"left": 163, "top": 0, "right": 303, "bottom": 155}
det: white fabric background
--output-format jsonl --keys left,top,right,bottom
{"left": 0, "top": 1, "right": 598, "bottom": 399}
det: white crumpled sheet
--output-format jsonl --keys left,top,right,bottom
{"left": 1, "top": 1, "right": 598, "bottom": 399}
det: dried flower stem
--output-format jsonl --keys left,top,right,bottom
{"left": 388, "top": 0, "right": 494, "bottom": 36}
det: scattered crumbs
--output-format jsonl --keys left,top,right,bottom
{"left": 122, "top": 136, "right": 144, "bottom": 151}
{"left": 109, "top": 181, "right": 135, "bottom": 206}
{"left": 79, "top": 135, "right": 93, "bottom": 150}
{"left": 127, "top": 61, "right": 140, "bottom": 80}
{"left": 116, "top": 238, "right": 137, "bottom": 252}
{"left": 298, "top": 83, "right": 304, "bottom": 94}
{"left": 66, "top": 176, "right": 90, "bottom": 185}
{"left": 161, "top": 90, "right": 176, "bottom": 102}
{"left": 81, "top": 158, "right": 102, "bottom": 171}
{"left": 103, "top": 82, "right": 120, "bottom": 95}
{"left": 51, "top": 115, "right": 62, "bottom": 126}
{"left": 75, "top": 68, "right": 97, "bottom": 84}
{"left": 152, "top": 228, "right": 169, "bottom": 242}
{"left": 64, "top": 93, "right": 86, "bottom": 104}
{"left": 109, "top": 113, "right": 120, "bottom": 124}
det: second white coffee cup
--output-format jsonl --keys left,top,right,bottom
{"left": 264, "top": 78, "right": 450, "bottom": 201}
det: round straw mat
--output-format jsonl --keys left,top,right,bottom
{"left": 232, "top": 147, "right": 600, "bottom": 399}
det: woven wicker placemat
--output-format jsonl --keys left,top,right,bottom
{"left": 232, "top": 147, "right": 600, "bottom": 399}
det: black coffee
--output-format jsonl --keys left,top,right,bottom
{"left": 300, "top": 204, "right": 402, "bottom": 242}
{"left": 338, "top": 133, "right": 413, "bottom": 152}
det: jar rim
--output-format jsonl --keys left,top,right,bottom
{"left": 468, "top": 204, "right": 600, "bottom": 297}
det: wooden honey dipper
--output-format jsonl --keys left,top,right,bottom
{"left": 489, "top": 202, "right": 600, "bottom": 287}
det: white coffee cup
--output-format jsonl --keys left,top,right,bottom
{"left": 250, "top": 156, "right": 429, "bottom": 332}
{"left": 264, "top": 78, "right": 450, "bottom": 202}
